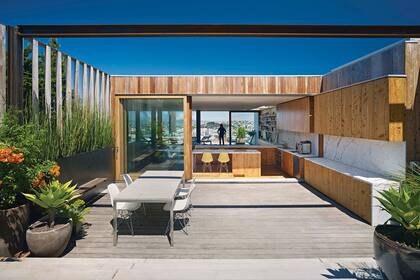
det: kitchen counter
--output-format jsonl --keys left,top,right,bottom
{"left": 193, "top": 149, "right": 261, "bottom": 177}
{"left": 276, "top": 147, "right": 319, "bottom": 159}
{"left": 193, "top": 149, "right": 260, "bottom": 154}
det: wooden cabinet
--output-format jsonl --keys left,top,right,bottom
{"left": 276, "top": 97, "right": 314, "bottom": 133}
{"left": 281, "top": 151, "right": 294, "bottom": 177}
{"left": 314, "top": 76, "right": 406, "bottom": 141}
{"left": 304, "top": 159, "right": 372, "bottom": 224}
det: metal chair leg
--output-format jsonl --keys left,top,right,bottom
{"left": 128, "top": 215, "right": 134, "bottom": 236}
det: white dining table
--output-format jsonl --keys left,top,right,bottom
{"left": 112, "top": 172, "right": 184, "bottom": 247}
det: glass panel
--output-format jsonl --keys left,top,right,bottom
{"left": 123, "top": 99, "right": 184, "bottom": 174}
{"left": 231, "top": 112, "right": 259, "bottom": 145}
{"left": 200, "top": 111, "right": 230, "bottom": 145}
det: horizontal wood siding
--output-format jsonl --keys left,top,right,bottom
{"left": 304, "top": 160, "right": 372, "bottom": 224}
{"left": 314, "top": 76, "right": 406, "bottom": 141}
{"left": 276, "top": 97, "right": 314, "bottom": 133}
{"left": 111, "top": 76, "right": 322, "bottom": 95}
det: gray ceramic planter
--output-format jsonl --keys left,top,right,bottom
{"left": 0, "top": 203, "right": 30, "bottom": 256}
{"left": 26, "top": 219, "right": 72, "bottom": 257}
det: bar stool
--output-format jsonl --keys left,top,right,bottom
{"left": 201, "top": 152, "right": 213, "bottom": 172}
{"left": 218, "top": 152, "right": 230, "bottom": 173}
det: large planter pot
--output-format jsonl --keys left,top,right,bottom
{"left": 0, "top": 203, "right": 30, "bottom": 256}
{"left": 374, "top": 225, "right": 420, "bottom": 280}
{"left": 26, "top": 218, "right": 72, "bottom": 257}
{"left": 57, "top": 148, "right": 113, "bottom": 200}
{"left": 57, "top": 147, "right": 113, "bottom": 186}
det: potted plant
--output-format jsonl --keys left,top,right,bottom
{"left": 60, "top": 199, "right": 90, "bottom": 236}
{"left": 236, "top": 126, "right": 247, "bottom": 145}
{"left": 23, "top": 180, "right": 79, "bottom": 257}
{"left": 0, "top": 145, "right": 30, "bottom": 256}
{"left": 374, "top": 163, "right": 420, "bottom": 280}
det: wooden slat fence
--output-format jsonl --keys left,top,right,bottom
{"left": 0, "top": 25, "right": 7, "bottom": 120}
{"left": 18, "top": 38, "right": 112, "bottom": 127}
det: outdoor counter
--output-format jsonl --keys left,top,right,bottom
{"left": 193, "top": 149, "right": 261, "bottom": 177}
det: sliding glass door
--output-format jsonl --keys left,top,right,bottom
{"left": 122, "top": 98, "right": 184, "bottom": 175}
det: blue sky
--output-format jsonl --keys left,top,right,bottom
{"left": 1, "top": 0, "right": 420, "bottom": 75}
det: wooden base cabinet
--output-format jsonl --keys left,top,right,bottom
{"left": 304, "top": 160, "right": 372, "bottom": 224}
{"left": 281, "top": 151, "right": 294, "bottom": 177}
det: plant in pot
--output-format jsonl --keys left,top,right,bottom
{"left": 236, "top": 126, "right": 247, "bottom": 145}
{"left": 0, "top": 145, "right": 30, "bottom": 256}
{"left": 0, "top": 111, "right": 60, "bottom": 256}
{"left": 23, "top": 180, "right": 79, "bottom": 257}
{"left": 59, "top": 199, "right": 90, "bottom": 236}
{"left": 374, "top": 163, "right": 420, "bottom": 280}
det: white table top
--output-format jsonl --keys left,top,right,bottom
{"left": 114, "top": 177, "right": 182, "bottom": 203}
{"left": 140, "top": 170, "right": 184, "bottom": 179}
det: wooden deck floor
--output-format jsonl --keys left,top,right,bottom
{"left": 65, "top": 182, "right": 374, "bottom": 259}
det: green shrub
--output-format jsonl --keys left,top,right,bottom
{"left": 23, "top": 180, "right": 79, "bottom": 228}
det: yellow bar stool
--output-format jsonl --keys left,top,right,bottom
{"left": 201, "top": 152, "right": 214, "bottom": 172}
{"left": 218, "top": 152, "right": 230, "bottom": 173}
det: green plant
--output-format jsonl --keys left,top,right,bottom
{"left": 236, "top": 126, "right": 247, "bottom": 139}
{"left": 60, "top": 199, "right": 90, "bottom": 227}
{"left": 376, "top": 163, "right": 420, "bottom": 248}
{"left": 23, "top": 180, "right": 80, "bottom": 228}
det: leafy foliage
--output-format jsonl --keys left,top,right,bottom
{"left": 236, "top": 126, "right": 247, "bottom": 139}
{"left": 59, "top": 199, "right": 90, "bottom": 226}
{"left": 377, "top": 163, "right": 420, "bottom": 235}
{"left": 0, "top": 112, "right": 61, "bottom": 209}
{"left": 23, "top": 180, "right": 80, "bottom": 228}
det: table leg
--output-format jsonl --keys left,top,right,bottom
{"left": 113, "top": 203, "right": 118, "bottom": 246}
{"left": 170, "top": 200, "right": 174, "bottom": 247}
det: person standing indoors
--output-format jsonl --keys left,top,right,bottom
{"left": 217, "top": 124, "right": 227, "bottom": 145}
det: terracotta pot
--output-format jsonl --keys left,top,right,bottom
{"left": 26, "top": 218, "right": 72, "bottom": 257}
{"left": 0, "top": 203, "right": 30, "bottom": 256}
{"left": 374, "top": 225, "right": 420, "bottom": 280}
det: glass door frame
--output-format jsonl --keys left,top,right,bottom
{"left": 228, "top": 110, "right": 260, "bottom": 145}
{"left": 114, "top": 95, "right": 192, "bottom": 180}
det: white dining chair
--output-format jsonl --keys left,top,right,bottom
{"left": 163, "top": 178, "right": 197, "bottom": 235}
{"left": 122, "top": 174, "right": 133, "bottom": 187}
{"left": 108, "top": 183, "right": 142, "bottom": 235}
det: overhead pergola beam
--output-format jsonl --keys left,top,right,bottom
{"left": 17, "top": 24, "right": 420, "bottom": 38}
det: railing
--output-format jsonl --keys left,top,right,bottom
{"left": 0, "top": 24, "right": 111, "bottom": 124}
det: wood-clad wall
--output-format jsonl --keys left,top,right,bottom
{"left": 404, "top": 39, "right": 420, "bottom": 163}
{"left": 314, "top": 76, "right": 406, "bottom": 141}
{"left": 322, "top": 41, "right": 405, "bottom": 92}
{"left": 111, "top": 76, "right": 322, "bottom": 95}
{"left": 304, "top": 160, "right": 372, "bottom": 223}
{"left": 276, "top": 97, "right": 314, "bottom": 133}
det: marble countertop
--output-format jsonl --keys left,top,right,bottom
{"left": 193, "top": 149, "right": 261, "bottom": 154}
{"left": 194, "top": 144, "right": 276, "bottom": 149}
{"left": 276, "top": 147, "right": 319, "bottom": 159}
{"left": 305, "top": 157, "right": 398, "bottom": 186}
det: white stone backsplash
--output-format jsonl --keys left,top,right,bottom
{"left": 276, "top": 130, "right": 319, "bottom": 156}
{"left": 323, "top": 135, "right": 406, "bottom": 177}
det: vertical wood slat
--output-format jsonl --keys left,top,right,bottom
{"left": 89, "top": 66, "right": 94, "bottom": 111}
{"left": 82, "top": 63, "right": 88, "bottom": 109}
{"left": 74, "top": 60, "right": 79, "bottom": 105}
{"left": 100, "top": 72, "right": 105, "bottom": 116}
{"left": 0, "top": 25, "right": 5, "bottom": 120}
{"left": 56, "top": 51, "right": 63, "bottom": 131}
{"left": 45, "top": 45, "right": 52, "bottom": 119}
{"left": 94, "top": 69, "right": 99, "bottom": 112}
{"left": 106, "top": 75, "right": 110, "bottom": 116}
{"left": 65, "top": 55, "right": 72, "bottom": 118}
{"left": 31, "top": 39, "right": 39, "bottom": 119}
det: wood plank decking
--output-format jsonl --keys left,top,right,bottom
{"left": 65, "top": 182, "right": 373, "bottom": 259}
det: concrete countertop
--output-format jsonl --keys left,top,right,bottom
{"left": 276, "top": 147, "right": 319, "bottom": 159}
